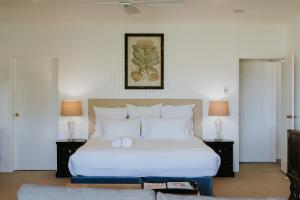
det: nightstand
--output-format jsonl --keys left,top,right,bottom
{"left": 56, "top": 139, "right": 87, "bottom": 178}
{"left": 204, "top": 139, "right": 234, "bottom": 177}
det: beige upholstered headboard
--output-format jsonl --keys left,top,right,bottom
{"left": 88, "top": 99, "right": 203, "bottom": 138}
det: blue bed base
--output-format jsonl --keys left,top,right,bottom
{"left": 71, "top": 176, "right": 213, "bottom": 196}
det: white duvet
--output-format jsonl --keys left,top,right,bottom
{"left": 69, "top": 137, "right": 221, "bottom": 177}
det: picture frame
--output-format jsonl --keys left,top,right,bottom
{"left": 125, "top": 33, "right": 164, "bottom": 89}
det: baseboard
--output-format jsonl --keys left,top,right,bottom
{"left": 277, "top": 159, "right": 281, "bottom": 164}
{"left": 0, "top": 169, "right": 14, "bottom": 172}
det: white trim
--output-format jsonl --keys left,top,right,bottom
{"left": 56, "top": 56, "right": 62, "bottom": 140}
{"left": 10, "top": 56, "right": 17, "bottom": 171}
{"left": 280, "top": 54, "right": 295, "bottom": 173}
{"left": 271, "top": 63, "right": 278, "bottom": 162}
{"left": 234, "top": 56, "right": 240, "bottom": 172}
{"left": 292, "top": 54, "right": 295, "bottom": 129}
{"left": 275, "top": 63, "right": 283, "bottom": 160}
{"left": 53, "top": 57, "right": 60, "bottom": 140}
{"left": 8, "top": 57, "right": 16, "bottom": 172}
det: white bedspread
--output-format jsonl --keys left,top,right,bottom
{"left": 68, "top": 137, "right": 221, "bottom": 177}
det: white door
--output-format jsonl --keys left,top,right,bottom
{"left": 281, "top": 55, "right": 295, "bottom": 173}
{"left": 240, "top": 60, "right": 277, "bottom": 162}
{"left": 14, "top": 57, "right": 58, "bottom": 170}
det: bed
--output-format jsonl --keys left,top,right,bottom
{"left": 69, "top": 99, "right": 221, "bottom": 196}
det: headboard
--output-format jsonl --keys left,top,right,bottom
{"left": 88, "top": 99, "right": 203, "bottom": 138}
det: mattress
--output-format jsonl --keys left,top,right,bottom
{"left": 68, "top": 137, "right": 221, "bottom": 177}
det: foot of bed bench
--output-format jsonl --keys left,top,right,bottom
{"left": 70, "top": 176, "right": 213, "bottom": 196}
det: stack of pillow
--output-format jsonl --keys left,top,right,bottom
{"left": 92, "top": 103, "right": 195, "bottom": 143}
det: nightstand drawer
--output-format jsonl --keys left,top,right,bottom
{"left": 213, "top": 146, "right": 232, "bottom": 156}
{"left": 204, "top": 140, "right": 234, "bottom": 177}
{"left": 56, "top": 139, "right": 87, "bottom": 178}
{"left": 58, "top": 148, "right": 77, "bottom": 158}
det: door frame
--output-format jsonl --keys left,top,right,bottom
{"left": 11, "top": 55, "right": 60, "bottom": 170}
{"left": 237, "top": 57, "right": 284, "bottom": 163}
{"left": 280, "top": 54, "right": 295, "bottom": 172}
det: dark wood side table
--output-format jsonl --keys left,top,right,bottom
{"left": 56, "top": 139, "right": 87, "bottom": 178}
{"left": 204, "top": 139, "right": 234, "bottom": 177}
{"left": 287, "top": 129, "right": 300, "bottom": 200}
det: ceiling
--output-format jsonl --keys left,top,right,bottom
{"left": 0, "top": 0, "right": 299, "bottom": 24}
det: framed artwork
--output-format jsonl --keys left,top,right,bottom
{"left": 125, "top": 33, "right": 164, "bottom": 89}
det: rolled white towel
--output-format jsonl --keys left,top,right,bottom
{"left": 111, "top": 138, "right": 122, "bottom": 148}
{"left": 122, "top": 137, "right": 133, "bottom": 148}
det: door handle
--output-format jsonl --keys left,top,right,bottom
{"left": 15, "top": 113, "right": 20, "bottom": 117}
{"left": 287, "top": 114, "right": 296, "bottom": 119}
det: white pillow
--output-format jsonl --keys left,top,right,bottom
{"left": 93, "top": 107, "right": 128, "bottom": 137}
{"left": 142, "top": 116, "right": 191, "bottom": 139}
{"left": 161, "top": 104, "right": 195, "bottom": 117}
{"left": 127, "top": 103, "right": 162, "bottom": 118}
{"left": 100, "top": 118, "right": 141, "bottom": 140}
{"left": 161, "top": 104, "right": 195, "bottom": 135}
{"left": 94, "top": 106, "right": 128, "bottom": 119}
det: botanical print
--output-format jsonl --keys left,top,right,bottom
{"left": 125, "top": 34, "right": 164, "bottom": 89}
{"left": 131, "top": 40, "right": 160, "bottom": 82}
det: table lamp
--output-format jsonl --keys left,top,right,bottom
{"left": 61, "top": 100, "right": 82, "bottom": 141}
{"left": 208, "top": 100, "right": 229, "bottom": 140}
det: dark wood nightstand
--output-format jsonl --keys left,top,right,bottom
{"left": 56, "top": 139, "right": 87, "bottom": 178}
{"left": 204, "top": 139, "right": 234, "bottom": 177}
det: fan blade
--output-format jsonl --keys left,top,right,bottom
{"left": 124, "top": 5, "right": 140, "bottom": 14}
{"left": 132, "top": 0, "right": 183, "bottom": 4}
{"left": 71, "top": 1, "right": 119, "bottom": 6}
{"left": 95, "top": 1, "right": 120, "bottom": 5}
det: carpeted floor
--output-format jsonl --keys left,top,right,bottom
{"left": 0, "top": 163, "right": 290, "bottom": 200}
{"left": 213, "top": 163, "right": 289, "bottom": 198}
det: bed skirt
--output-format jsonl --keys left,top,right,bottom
{"left": 71, "top": 176, "right": 213, "bottom": 196}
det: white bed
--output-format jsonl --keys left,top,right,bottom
{"left": 69, "top": 137, "right": 220, "bottom": 177}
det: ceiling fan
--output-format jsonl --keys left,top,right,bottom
{"left": 93, "top": 0, "right": 183, "bottom": 15}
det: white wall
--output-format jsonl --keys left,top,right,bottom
{"left": 0, "top": 22, "right": 286, "bottom": 172}
{"left": 287, "top": 17, "right": 300, "bottom": 128}
{"left": 287, "top": 17, "right": 300, "bottom": 53}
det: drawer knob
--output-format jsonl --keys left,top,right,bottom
{"left": 218, "top": 150, "right": 222, "bottom": 153}
{"left": 69, "top": 150, "right": 72, "bottom": 153}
